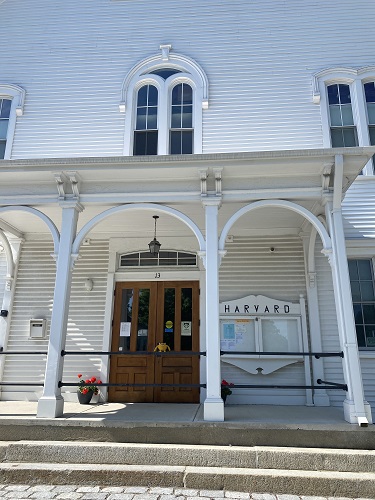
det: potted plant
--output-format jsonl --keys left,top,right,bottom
{"left": 221, "top": 379, "right": 234, "bottom": 403}
{"left": 77, "top": 374, "right": 102, "bottom": 404}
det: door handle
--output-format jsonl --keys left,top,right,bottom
{"left": 154, "top": 342, "right": 171, "bottom": 352}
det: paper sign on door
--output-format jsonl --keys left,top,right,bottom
{"left": 120, "top": 322, "right": 131, "bottom": 337}
{"left": 181, "top": 321, "right": 192, "bottom": 336}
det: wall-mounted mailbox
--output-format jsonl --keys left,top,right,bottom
{"left": 29, "top": 319, "right": 46, "bottom": 339}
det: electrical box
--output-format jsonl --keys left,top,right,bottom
{"left": 29, "top": 319, "right": 47, "bottom": 339}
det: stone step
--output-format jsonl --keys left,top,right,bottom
{"left": 0, "top": 462, "right": 374, "bottom": 499}
{"left": 2, "top": 441, "right": 375, "bottom": 473}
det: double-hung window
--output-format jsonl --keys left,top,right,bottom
{"left": 349, "top": 259, "right": 375, "bottom": 349}
{"left": 327, "top": 84, "right": 358, "bottom": 147}
{"left": 0, "top": 98, "right": 12, "bottom": 159}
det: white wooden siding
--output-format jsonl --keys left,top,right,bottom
{"left": 343, "top": 178, "right": 375, "bottom": 239}
{"left": 219, "top": 235, "right": 307, "bottom": 404}
{"left": 1, "top": 238, "right": 109, "bottom": 401}
{"left": 0, "top": 0, "right": 375, "bottom": 157}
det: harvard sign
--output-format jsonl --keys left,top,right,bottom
{"left": 219, "top": 294, "right": 301, "bottom": 315}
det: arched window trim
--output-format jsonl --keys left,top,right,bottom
{"left": 121, "top": 46, "right": 208, "bottom": 156}
{"left": 313, "top": 67, "right": 375, "bottom": 176}
{"left": 0, "top": 84, "right": 25, "bottom": 160}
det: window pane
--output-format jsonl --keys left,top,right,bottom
{"left": 148, "top": 85, "right": 158, "bottom": 106}
{"left": 369, "top": 126, "right": 375, "bottom": 145}
{"left": 327, "top": 84, "right": 339, "bottom": 105}
{"left": 363, "top": 304, "right": 375, "bottom": 324}
{"left": 172, "top": 84, "right": 183, "bottom": 105}
{"left": 342, "top": 127, "right": 358, "bottom": 147}
{"left": 150, "top": 68, "right": 181, "bottom": 79}
{"left": 163, "top": 288, "right": 175, "bottom": 350}
{"left": 0, "top": 99, "right": 11, "bottom": 118}
{"left": 356, "top": 325, "right": 366, "bottom": 347}
{"left": 350, "top": 281, "right": 361, "bottom": 302}
{"left": 171, "top": 107, "right": 181, "bottom": 129}
{"left": 147, "top": 106, "right": 157, "bottom": 129}
{"left": 181, "top": 288, "right": 193, "bottom": 350}
{"left": 182, "top": 106, "right": 192, "bottom": 128}
{"left": 361, "top": 281, "right": 375, "bottom": 301}
{"left": 338, "top": 84, "right": 351, "bottom": 104}
{"left": 170, "top": 131, "right": 181, "bottom": 154}
{"left": 358, "top": 259, "right": 372, "bottom": 280}
{"left": 365, "top": 326, "right": 375, "bottom": 347}
{"left": 341, "top": 104, "right": 354, "bottom": 126}
{"left": 367, "top": 103, "right": 375, "bottom": 124}
{"left": 348, "top": 260, "right": 359, "bottom": 280}
{"left": 119, "top": 289, "right": 133, "bottom": 351}
{"left": 137, "top": 86, "right": 148, "bottom": 106}
{"left": 182, "top": 131, "right": 193, "bottom": 154}
{"left": 0, "top": 141, "right": 5, "bottom": 159}
{"left": 364, "top": 82, "right": 375, "bottom": 103}
{"left": 136, "top": 108, "right": 147, "bottom": 130}
{"left": 331, "top": 128, "right": 344, "bottom": 147}
{"left": 329, "top": 106, "right": 342, "bottom": 126}
{"left": 353, "top": 304, "right": 363, "bottom": 324}
{"left": 0, "top": 120, "right": 8, "bottom": 141}
{"left": 133, "top": 131, "right": 158, "bottom": 155}
{"left": 182, "top": 84, "right": 193, "bottom": 104}
{"left": 137, "top": 289, "right": 150, "bottom": 351}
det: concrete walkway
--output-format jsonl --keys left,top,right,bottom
{"left": 0, "top": 485, "right": 362, "bottom": 500}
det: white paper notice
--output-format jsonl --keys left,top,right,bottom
{"left": 181, "top": 321, "right": 192, "bottom": 336}
{"left": 120, "top": 322, "right": 131, "bottom": 337}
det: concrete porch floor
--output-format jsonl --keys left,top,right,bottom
{"left": 0, "top": 401, "right": 373, "bottom": 449}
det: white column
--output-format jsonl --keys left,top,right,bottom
{"left": 203, "top": 199, "right": 224, "bottom": 421}
{"left": 37, "top": 202, "right": 83, "bottom": 418}
{"left": 324, "top": 155, "right": 372, "bottom": 425}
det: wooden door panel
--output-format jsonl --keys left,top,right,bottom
{"left": 109, "top": 280, "right": 199, "bottom": 403}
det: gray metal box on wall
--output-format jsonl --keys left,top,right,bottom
{"left": 29, "top": 319, "right": 46, "bottom": 339}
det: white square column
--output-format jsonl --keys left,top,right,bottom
{"left": 37, "top": 201, "right": 83, "bottom": 418}
{"left": 202, "top": 199, "right": 224, "bottom": 421}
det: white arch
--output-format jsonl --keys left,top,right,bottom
{"left": 0, "top": 206, "right": 60, "bottom": 254}
{"left": 72, "top": 203, "right": 205, "bottom": 254}
{"left": 219, "top": 200, "right": 332, "bottom": 251}
{"left": 120, "top": 48, "right": 209, "bottom": 107}
{"left": 0, "top": 230, "right": 14, "bottom": 279}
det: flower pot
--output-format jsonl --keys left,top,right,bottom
{"left": 77, "top": 390, "right": 93, "bottom": 404}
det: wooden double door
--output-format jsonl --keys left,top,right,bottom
{"left": 109, "top": 281, "right": 200, "bottom": 403}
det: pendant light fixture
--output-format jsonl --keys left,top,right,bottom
{"left": 148, "top": 215, "right": 161, "bottom": 255}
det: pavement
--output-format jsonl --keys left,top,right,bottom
{"left": 0, "top": 485, "right": 365, "bottom": 500}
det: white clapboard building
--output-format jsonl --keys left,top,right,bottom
{"left": 0, "top": 0, "right": 374, "bottom": 426}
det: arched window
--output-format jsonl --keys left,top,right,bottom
{"left": 170, "top": 83, "right": 193, "bottom": 154}
{"left": 133, "top": 84, "right": 158, "bottom": 156}
{"left": 0, "top": 99, "right": 12, "bottom": 159}
{"left": 121, "top": 45, "right": 208, "bottom": 156}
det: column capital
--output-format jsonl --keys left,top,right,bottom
{"left": 201, "top": 197, "right": 222, "bottom": 208}
{"left": 58, "top": 201, "right": 84, "bottom": 213}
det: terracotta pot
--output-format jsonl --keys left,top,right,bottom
{"left": 77, "top": 390, "right": 93, "bottom": 404}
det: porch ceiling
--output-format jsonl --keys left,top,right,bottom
{"left": 0, "top": 147, "right": 373, "bottom": 237}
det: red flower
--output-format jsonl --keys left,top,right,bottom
{"left": 97, "top": 380, "right": 102, "bottom": 384}
{"left": 90, "top": 377, "right": 96, "bottom": 383}
{"left": 82, "top": 388, "right": 88, "bottom": 394}
{"left": 85, "top": 379, "right": 91, "bottom": 384}
{"left": 77, "top": 374, "right": 82, "bottom": 378}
